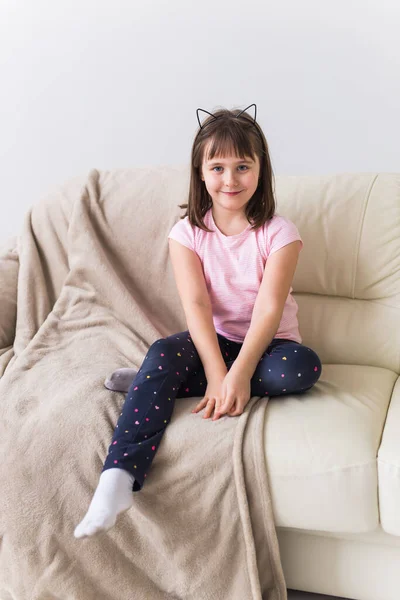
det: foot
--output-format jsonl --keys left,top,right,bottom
{"left": 104, "top": 368, "right": 138, "bottom": 393}
{"left": 74, "top": 468, "right": 135, "bottom": 539}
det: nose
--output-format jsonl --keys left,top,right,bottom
{"left": 224, "top": 170, "right": 239, "bottom": 188}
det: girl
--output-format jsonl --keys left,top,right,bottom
{"left": 74, "top": 103, "right": 322, "bottom": 539}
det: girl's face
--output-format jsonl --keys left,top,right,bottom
{"left": 200, "top": 142, "right": 261, "bottom": 215}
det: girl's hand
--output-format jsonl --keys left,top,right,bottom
{"left": 213, "top": 370, "right": 251, "bottom": 420}
{"left": 192, "top": 374, "right": 226, "bottom": 420}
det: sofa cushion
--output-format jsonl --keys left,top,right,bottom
{"left": 264, "top": 363, "right": 397, "bottom": 532}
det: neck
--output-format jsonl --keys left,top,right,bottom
{"left": 211, "top": 206, "right": 250, "bottom": 236}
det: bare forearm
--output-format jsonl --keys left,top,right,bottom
{"left": 231, "top": 311, "right": 281, "bottom": 379}
{"left": 185, "top": 302, "right": 228, "bottom": 381}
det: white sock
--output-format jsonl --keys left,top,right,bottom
{"left": 74, "top": 468, "right": 135, "bottom": 539}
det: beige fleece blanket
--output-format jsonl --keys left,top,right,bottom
{"left": 0, "top": 167, "right": 287, "bottom": 600}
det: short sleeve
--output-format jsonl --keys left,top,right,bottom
{"left": 267, "top": 215, "right": 303, "bottom": 256}
{"left": 167, "top": 217, "right": 195, "bottom": 252}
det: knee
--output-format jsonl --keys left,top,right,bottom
{"left": 297, "top": 346, "right": 322, "bottom": 385}
{"left": 147, "top": 338, "right": 172, "bottom": 360}
{"left": 147, "top": 331, "right": 191, "bottom": 364}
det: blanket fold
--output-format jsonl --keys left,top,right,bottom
{"left": 0, "top": 168, "right": 287, "bottom": 599}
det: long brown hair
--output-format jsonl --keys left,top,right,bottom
{"left": 178, "top": 106, "right": 276, "bottom": 232}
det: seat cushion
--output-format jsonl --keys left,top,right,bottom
{"left": 264, "top": 364, "right": 397, "bottom": 532}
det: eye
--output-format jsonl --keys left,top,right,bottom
{"left": 212, "top": 165, "right": 249, "bottom": 172}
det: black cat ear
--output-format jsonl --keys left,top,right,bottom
{"left": 236, "top": 103, "right": 257, "bottom": 124}
{"left": 196, "top": 108, "right": 219, "bottom": 129}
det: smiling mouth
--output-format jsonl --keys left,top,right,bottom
{"left": 223, "top": 191, "right": 242, "bottom": 195}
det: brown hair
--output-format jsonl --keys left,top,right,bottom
{"left": 178, "top": 106, "right": 276, "bottom": 232}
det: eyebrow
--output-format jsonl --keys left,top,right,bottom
{"left": 207, "top": 158, "right": 254, "bottom": 165}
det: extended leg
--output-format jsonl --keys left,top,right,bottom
{"left": 74, "top": 331, "right": 201, "bottom": 538}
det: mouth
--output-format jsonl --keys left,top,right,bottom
{"left": 223, "top": 191, "right": 242, "bottom": 195}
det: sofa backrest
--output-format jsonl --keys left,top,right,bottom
{"left": 274, "top": 173, "right": 400, "bottom": 373}
{"left": 17, "top": 167, "right": 400, "bottom": 374}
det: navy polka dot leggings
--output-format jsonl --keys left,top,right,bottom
{"left": 102, "top": 330, "right": 322, "bottom": 491}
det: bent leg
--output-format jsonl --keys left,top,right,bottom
{"left": 250, "top": 339, "right": 322, "bottom": 398}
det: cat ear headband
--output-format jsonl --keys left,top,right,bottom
{"left": 196, "top": 103, "right": 257, "bottom": 130}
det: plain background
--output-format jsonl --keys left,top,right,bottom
{"left": 0, "top": 0, "right": 399, "bottom": 241}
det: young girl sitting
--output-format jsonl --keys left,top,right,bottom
{"left": 74, "top": 103, "right": 322, "bottom": 539}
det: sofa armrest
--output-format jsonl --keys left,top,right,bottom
{"left": 377, "top": 377, "right": 400, "bottom": 536}
{"left": 0, "top": 236, "right": 19, "bottom": 375}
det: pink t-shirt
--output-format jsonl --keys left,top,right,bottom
{"left": 168, "top": 208, "right": 303, "bottom": 344}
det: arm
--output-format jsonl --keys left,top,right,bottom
{"left": 230, "top": 240, "right": 302, "bottom": 379}
{"left": 185, "top": 302, "right": 228, "bottom": 381}
{"left": 168, "top": 239, "right": 227, "bottom": 380}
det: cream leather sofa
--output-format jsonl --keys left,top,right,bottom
{"left": 0, "top": 170, "right": 399, "bottom": 600}
{"left": 273, "top": 172, "right": 400, "bottom": 600}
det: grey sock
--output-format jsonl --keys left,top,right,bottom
{"left": 104, "top": 368, "right": 138, "bottom": 393}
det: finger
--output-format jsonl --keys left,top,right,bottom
{"left": 214, "top": 398, "right": 225, "bottom": 415}
{"left": 192, "top": 398, "right": 208, "bottom": 413}
{"left": 213, "top": 407, "right": 225, "bottom": 419}
{"left": 219, "top": 396, "right": 235, "bottom": 415}
{"left": 203, "top": 398, "right": 215, "bottom": 419}
{"left": 230, "top": 402, "right": 244, "bottom": 416}
{"left": 212, "top": 405, "right": 224, "bottom": 421}
{"left": 226, "top": 401, "right": 240, "bottom": 417}
{"left": 194, "top": 396, "right": 210, "bottom": 412}
{"left": 214, "top": 402, "right": 231, "bottom": 421}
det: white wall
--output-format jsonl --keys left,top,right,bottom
{"left": 0, "top": 0, "right": 399, "bottom": 241}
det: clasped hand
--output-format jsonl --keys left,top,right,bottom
{"left": 192, "top": 369, "right": 251, "bottom": 421}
